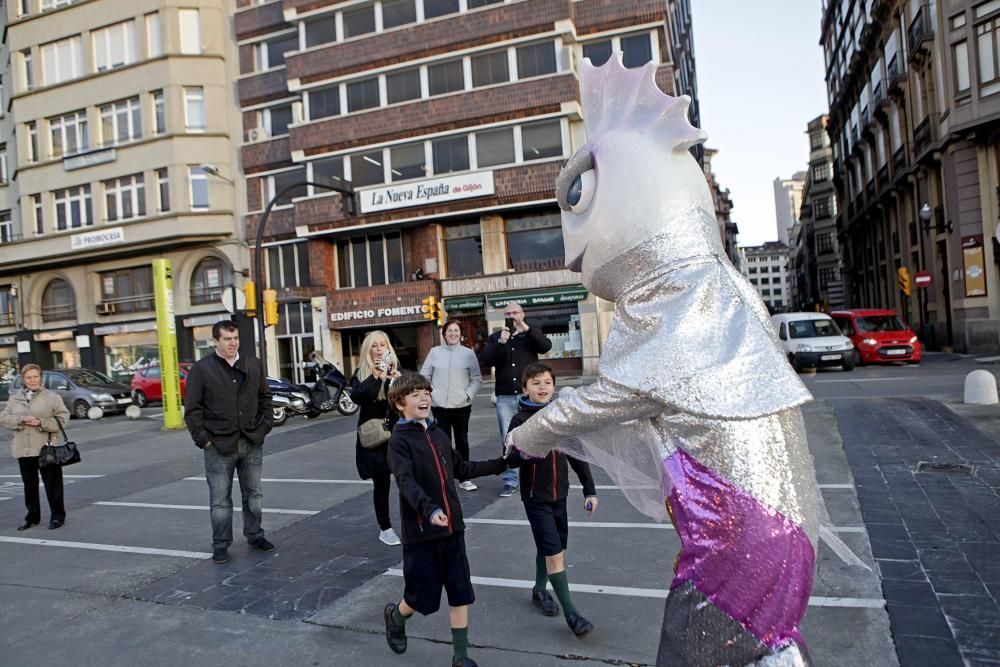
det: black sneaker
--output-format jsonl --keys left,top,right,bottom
{"left": 532, "top": 590, "right": 559, "bottom": 616}
{"left": 212, "top": 547, "right": 230, "bottom": 564}
{"left": 566, "top": 612, "right": 594, "bottom": 638}
{"left": 249, "top": 537, "right": 275, "bottom": 551}
{"left": 384, "top": 603, "right": 407, "bottom": 654}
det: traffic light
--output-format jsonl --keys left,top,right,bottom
{"left": 434, "top": 302, "right": 446, "bottom": 327}
{"left": 263, "top": 289, "right": 279, "bottom": 327}
{"left": 421, "top": 296, "right": 446, "bottom": 326}
{"left": 897, "top": 267, "right": 912, "bottom": 296}
{"left": 244, "top": 281, "right": 256, "bottom": 316}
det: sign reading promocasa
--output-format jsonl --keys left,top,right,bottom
{"left": 359, "top": 171, "right": 495, "bottom": 214}
{"left": 487, "top": 286, "right": 589, "bottom": 309}
{"left": 71, "top": 226, "right": 125, "bottom": 250}
{"left": 330, "top": 304, "right": 427, "bottom": 323}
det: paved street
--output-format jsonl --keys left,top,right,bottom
{"left": 1, "top": 356, "right": 998, "bottom": 666}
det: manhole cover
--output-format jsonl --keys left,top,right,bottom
{"left": 915, "top": 461, "right": 976, "bottom": 475}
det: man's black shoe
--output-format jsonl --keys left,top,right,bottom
{"left": 212, "top": 547, "right": 230, "bottom": 564}
{"left": 383, "top": 603, "right": 407, "bottom": 654}
{"left": 249, "top": 537, "right": 275, "bottom": 552}
{"left": 452, "top": 659, "right": 478, "bottom": 667}
{"left": 48, "top": 519, "right": 64, "bottom": 530}
{"left": 532, "top": 589, "right": 559, "bottom": 616}
{"left": 17, "top": 521, "right": 38, "bottom": 531}
{"left": 566, "top": 612, "right": 594, "bottom": 638}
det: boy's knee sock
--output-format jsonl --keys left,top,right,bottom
{"left": 534, "top": 553, "right": 548, "bottom": 592}
{"left": 548, "top": 570, "right": 577, "bottom": 617}
{"left": 451, "top": 626, "right": 469, "bottom": 662}
{"left": 391, "top": 604, "right": 409, "bottom": 626}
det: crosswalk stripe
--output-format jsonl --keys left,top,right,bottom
{"left": 183, "top": 477, "right": 372, "bottom": 484}
{"left": 0, "top": 474, "right": 105, "bottom": 479}
{"left": 94, "top": 501, "right": 318, "bottom": 515}
{"left": 0, "top": 536, "right": 210, "bottom": 559}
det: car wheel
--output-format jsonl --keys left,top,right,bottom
{"left": 791, "top": 355, "right": 805, "bottom": 373}
{"left": 843, "top": 355, "right": 856, "bottom": 371}
{"left": 133, "top": 390, "right": 148, "bottom": 408}
{"left": 272, "top": 406, "right": 288, "bottom": 426}
{"left": 72, "top": 400, "right": 90, "bottom": 420}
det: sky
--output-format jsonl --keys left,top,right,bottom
{"left": 691, "top": 1, "right": 829, "bottom": 246}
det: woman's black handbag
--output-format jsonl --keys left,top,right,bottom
{"left": 39, "top": 423, "right": 81, "bottom": 467}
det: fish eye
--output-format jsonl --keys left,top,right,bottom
{"left": 567, "top": 170, "right": 596, "bottom": 214}
{"left": 556, "top": 150, "right": 595, "bottom": 212}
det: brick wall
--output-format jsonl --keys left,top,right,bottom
{"left": 655, "top": 64, "right": 676, "bottom": 96}
{"left": 239, "top": 45, "right": 256, "bottom": 77}
{"left": 405, "top": 224, "right": 439, "bottom": 279}
{"left": 235, "top": 2, "right": 289, "bottom": 41}
{"left": 242, "top": 136, "right": 295, "bottom": 173}
{"left": 238, "top": 69, "right": 291, "bottom": 107}
{"left": 572, "top": 0, "right": 668, "bottom": 35}
{"left": 326, "top": 280, "right": 440, "bottom": 330}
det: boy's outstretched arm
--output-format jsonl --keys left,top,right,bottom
{"left": 453, "top": 449, "right": 507, "bottom": 481}
{"left": 568, "top": 456, "right": 597, "bottom": 498}
{"left": 388, "top": 438, "right": 440, "bottom": 521}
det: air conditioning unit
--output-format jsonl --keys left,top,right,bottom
{"left": 248, "top": 127, "right": 270, "bottom": 143}
{"left": 96, "top": 303, "right": 117, "bottom": 315}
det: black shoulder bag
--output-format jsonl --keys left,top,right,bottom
{"left": 39, "top": 421, "right": 81, "bottom": 468}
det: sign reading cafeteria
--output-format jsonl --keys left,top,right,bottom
{"left": 331, "top": 304, "right": 426, "bottom": 322}
{"left": 359, "top": 171, "right": 495, "bottom": 213}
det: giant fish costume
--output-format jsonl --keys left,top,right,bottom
{"left": 506, "top": 54, "right": 820, "bottom": 666}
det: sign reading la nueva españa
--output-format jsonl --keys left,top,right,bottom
{"left": 359, "top": 171, "right": 495, "bottom": 213}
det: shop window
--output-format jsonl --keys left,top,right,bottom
{"left": 267, "top": 242, "right": 311, "bottom": 288}
{"left": 0, "top": 285, "right": 17, "bottom": 326}
{"left": 444, "top": 223, "right": 483, "bottom": 277}
{"left": 506, "top": 211, "right": 564, "bottom": 271}
{"left": 342, "top": 4, "right": 376, "bottom": 38}
{"left": 386, "top": 68, "right": 421, "bottom": 104}
{"left": 350, "top": 151, "right": 385, "bottom": 186}
{"left": 428, "top": 60, "right": 464, "bottom": 96}
{"left": 190, "top": 256, "right": 230, "bottom": 305}
{"left": 335, "top": 232, "right": 404, "bottom": 288}
{"left": 101, "top": 265, "right": 154, "bottom": 313}
{"left": 432, "top": 136, "right": 469, "bottom": 174}
{"left": 390, "top": 142, "right": 426, "bottom": 181}
{"left": 475, "top": 127, "right": 515, "bottom": 167}
{"left": 516, "top": 42, "right": 557, "bottom": 79}
{"left": 42, "top": 278, "right": 76, "bottom": 321}
{"left": 424, "top": 0, "right": 459, "bottom": 19}
{"left": 471, "top": 50, "right": 509, "bottom": 87}
{"left": 520, "top": 120, "right": 562, "bottom": 160}
{"left": 382, "top": 0, "right": 417, "bottom": 29}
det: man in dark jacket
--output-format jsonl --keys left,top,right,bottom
{"left": 184, "top": 320, "right": 274, "bottom": 564}
{"left": 482, "top": 301, "right": 552, "bottom": 497}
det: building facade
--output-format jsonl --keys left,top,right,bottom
{"left": 740, "top": 242, "right": 791, "bottom": 312}
{"left": 822, "top": 0, "right": 1000, "bottom": 353}
{"left": 233, "top": 0, "right": 701, "bottom": 381}
{"left": 0, "top": 0, "right": 248, "bottom": 381}
{"left": 773, "top": 172, "right": 806, "bottom": 246}
{"left": 703, "top": 147, "right": 740, "bottom": 265}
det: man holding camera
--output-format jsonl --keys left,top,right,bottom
{"left": 482, "top": 302, "right": 552, "bottom": 497}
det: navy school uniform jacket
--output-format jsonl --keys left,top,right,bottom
{"left": 388, "top": 418, "right": 507, "bottom": 544}
{"left": 506, "top": 397, "right": 597, "bottom": 504}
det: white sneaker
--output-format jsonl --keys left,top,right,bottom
{"left": 379, "top": 528, "right": 401, "bottom": 546}
{"left": 459, "top": 480, "right": 478, "bottom": 491}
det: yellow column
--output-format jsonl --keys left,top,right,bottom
{"left": 152, "top": 259, "right": 184, "bottom": 429}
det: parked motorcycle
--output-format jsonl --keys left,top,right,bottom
{"left": 267, "top": 378, "right": 313, "bottom": 426}
{"left": 307, "top": 351, "right": 359, "bottom": 417}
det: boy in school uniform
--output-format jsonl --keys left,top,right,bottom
{"left": 383, "top": 372, "right": 510, "bottom": 667}
{"left": 506, "top": 362, "right": 599, "bottom": 638}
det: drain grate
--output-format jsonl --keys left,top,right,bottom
{"left": 915, "top": 461, "right": 976, "bottom": 475}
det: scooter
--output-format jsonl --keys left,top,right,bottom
{"left": 307, "top": 351, "right": 359, "bottom": 416}
{"left": 267, "top": 378, "right": 313, "bottom": 426}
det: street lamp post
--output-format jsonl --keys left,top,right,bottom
{"left": 254, "top": 179, "right": 355, "bottom": 374}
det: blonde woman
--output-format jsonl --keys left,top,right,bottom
{"left": 351, "top": 330, "right": 402, "bottom": 545}
{"left": 0, "top": 364, "right": 71, "bottom": 530}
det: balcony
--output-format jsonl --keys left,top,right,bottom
{"left": 891, "top": 146, "right": 907, "bottom": 177}
{"left": 887, "top": 56, "right": 907, "bottom": 93}
{"left": 877, "top": 164, "right": 889, "bottom": 194}
{"left": 913, "top": 114, "right": 938, "bottom": 159}
{"left": 908, "top": 5, "right": 934, "bottom": 65}
{"left": 865, "top": 181, "right": 875, "bottom": 202}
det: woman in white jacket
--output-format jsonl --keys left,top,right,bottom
{"left": 419, "top": 320, "right": 482, "bottom": 491}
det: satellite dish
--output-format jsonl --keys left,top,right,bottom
{"left": 87, "top": 406, "right": 104, "bottom": 420}
{"left": 221, "top": 287, "right": 248, "bottom": 314}
{"left": 125, "top": 405, "right": 142, "bottom": 419}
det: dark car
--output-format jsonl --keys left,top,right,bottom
{"left": 13, "top": 368, "right": 135, "bottom": 419}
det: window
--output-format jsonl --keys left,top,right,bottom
{"left": 0, "top": 286, "right": 17, "bottom": 326}
{"left": 268, "top": 167, "right": 307, "bottom": 206}
{"left": 0, "top": 147, "right": 7, "bottom": 184}
{"left": 189, "top": 167, "right": 209, "bottom": 209}
{"left": 263, "top": 103, "right": 293, "bottom": 136}
{"left": 472, "top": 51, "right": 509, "bottom": 87}
{"left": 382, "top": 0, "right": 417, "bottom": 29}
{"left": 390, "top": 143, "right": 426, "bottom": 181}
{"left": 350, "top": 151, "right": 385, "bottom": 186}
{"left": 22, "top": 50, "right": 35, "bottom": 90}
{"left": 101, "top": 266, "right": 154, "bottom": 313}
{"left": 520, "top": 119, "right": 562, "bottom": 160}
{"left": 27, "top": 122, "right": 39, "bottom": 162}
{"left": 428, "top": 60, "right": 464, "bottom": 95}
{"left": 475, "top": 127, "right": 514, "bottom": 167}
{"left": 305, "top": 18, "right": 337, "bottom": 48}
{"left": 386, "top": 68, "right": 421, "bottom": 104}
{"left": 748, "top": 267, "right": 758, "bottom": 274}
{"left": 583, "top": 41, "right": 614, "bottom": 67}
{"left": 309, "top": 87, "right": 340, "bottom": 120}
{"left": 42, "top": 279, "right": 76, "bottom": 322}
{"left": 190, "top": 257, "right": 229, "bottom": 305}
{"left": 468, "top": 0, "right": 503, "bottom": 7}
{"left": 54, "top": 185, "right": 94, "bottom": 230}
{"left": 342, "top": 5, "right": 375, "bottom": 38}
{"left": 813, "top": 197, "right": 831, "bottom": 218}
{"left": 311, "top": 155, "right": 345, "bottom": 190}
{"left": 153, "top": 90, "right": 166, "bottom": 134}
{"left": 178, "top": 9, "right": 201, "bottom": 55}
{"left": 184, "top": 87, "right": 205, "bottom": 131}
{"left": 0, "top": 211, "right": 12, "bottom": 244}
{"left": 819, "top": 267, "right": 837, "bottom": 289}
{"left": 423, "top": 0, "right": 459, "bottom": 20}
{"left": 812, "top": 164, "right": 830, "bottom": 181}
{"left": 256, "top": 33, "right": 297, "bottom": 70}
{"left": 336, "top": 233, "right": 404, "bottom": 288}
{"left": 809, "top": 131, "right": 823, "bottom": 150}
{"left": 443, "top": 223, "right": 482, "bottom": 277}
{"left": 760, "top": 277, "right": 770, "bottom": 285}
{"left": 100, "top": 96, "right": 142, "bottom": 145}
{"left": 506, "top": 211, "right": 564, "bottom": 270}
{"left": 432, "top": 136, "right": 469, "bottom": 174}
{"left": 32, "top": 195, "right": 44, "bottom": 235}
{"left": 516, "top": 42, "right": 557, "bottom": 78}
{"left": 49, "top": 110, "right": 89, "bottom": 158}
{"left": 41, "top": 0, "right": 77, "bottom": 9}
{"left": 41, "top": 36, "right": 84, "bottom": 84}
{"left": 955, "top": 40, "right": 971, "bottom": 93}
{"left": 156, "top": 168, "right": 170, "bottom": 212}
{"left": 146, "top": 13, "right": 162, "bottom": 58}
{"left": 817, "top": 232, "right": 834, "bottom": 254}
{"left": 761, "top": 289, "right": 771, "bottom": 297}
{"left": 620, "top": 33, "right": 653, "bottom": 68}
{"left": 104, "top": 173, "right": 146, "bottom": 221}
{"left": 347, "top": 77, "right": 380, "bottom": 112}
{"left": 93, "top": 21, "right": 136, "bottom": 72}
{"left": 266, "top": 243, "right": 310, "bottom": 288}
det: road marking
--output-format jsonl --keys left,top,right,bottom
{"left": 0, "top": 474, "right": 105, "bottom": 479}
{"left": 0, "top": 497, "right": 11, "bottom": 501}
{"left": 94, "top": 501, "right": 318, "bottom": 516}
{"left": 382, "top": 570, "right": 884, "bottom": 608}
{"left": 466, "top": 517, "right": 866, "bottom": 534}
{"left": 819, "top": 484, "right": 855, "bottom": 489}
{"left": 0, "top": 536, "right": 210, "bottom": 559}
{"left": 183, "top": 477, "right": 372, "bottom": 484}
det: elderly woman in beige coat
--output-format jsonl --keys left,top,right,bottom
{"left": 0, "top": 363, "right": 70, "bottom": 530}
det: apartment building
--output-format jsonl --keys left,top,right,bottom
{"left": 822, "top": 0, "right": 1000, "bottom": 353}
{"left": 703, "top": 147, "right": 739, "bottom": 265}
{"left": 233, "top": 0, "right": 700, "bottom": 380}
{"left": 772, "top": 172, "right": 806, "bottom": 247}
{"left": 740, "top": 242, "right": 791, "bottom": 313}
{"left": 0, "top": 0, "right": 247, "bottom": 380}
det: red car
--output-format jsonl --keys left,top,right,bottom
{"left": 830, "top": 309, "right": 922, "bottom": 365}
{"left": 130, "top": 364, "right": 189, "bottom": 407}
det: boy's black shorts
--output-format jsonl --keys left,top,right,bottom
{"left": 523, "top": 498, "right": 569, "bottom": 557}
{"left": 402, "top": 532, "right": 475, "bottom": 615}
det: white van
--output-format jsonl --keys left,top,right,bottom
{"left": 771, "top": 312, "right": 855, "bottom": 372}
